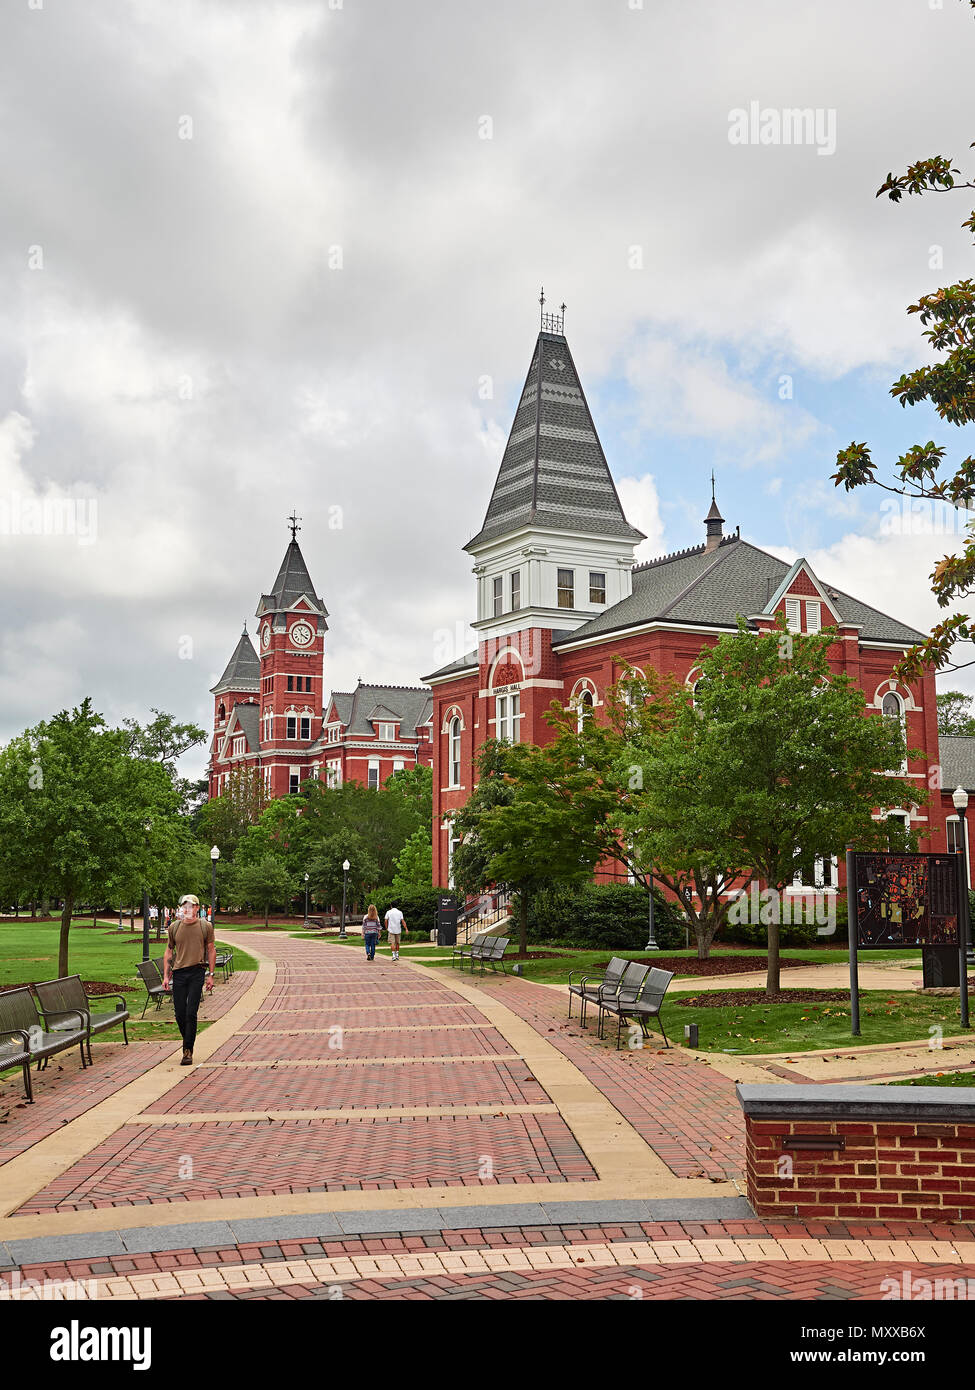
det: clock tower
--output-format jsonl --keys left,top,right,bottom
{"left": 254, "top": 514, "right": 329, "bottom": 797}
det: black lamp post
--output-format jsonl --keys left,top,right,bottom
{"left": 141, "top": 820, "right": 152, "bottom": 963}
{"left": 645, "top": 868, "right": 658, "bottom": 952}
{"left": 304, "top": 872, "right": 310, "bottom": 923}
{"left": 210, "top": 845, "right": 219, "bottom": 926}
{"left": 340, "top": 858, "right": 350, "bottom": 939}
{"left": 952, "top": 787, "right": 971, "bottom": 1027}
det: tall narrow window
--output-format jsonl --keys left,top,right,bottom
{"left": 368, "top": 760, "right": 380, "bottom": 790}
{"left": 557, "top": 568, "right": 574, "bottom": 608}
{"left": 785, "top": 598, "right": 801, "bottom": 632}
{"left": 576, "top": 688, "right": 594, "bottom": 733}
{"left": 300, "top": 716, "right": 311, "bottom": 740}
{"left": 492, "top": 576, "right": 503, "bottom": 617}
{"left": 589, "top": 571, "right": 606, "bottom": 605}
{"left": 805, "top": 600, "right": 821, "bottom": 633}
{"left": 496, "top": 694, "right": 520, "bottom": 743}
{"left": 449, "top": 717, "right": 461, "bottom": 787}
{"left": 286, "top": 675, "right": 293, "bottom": 692}
{"left": 511, "top": 569, "right": 521, "bottom": 612}
{"left": 289, "top": 770, "right": 300, "bottom": 795}
{"left": 286, "top": 716, "right": 297, "bottom": 739}
{"left": 882, "top": 691, "right": 908, "bottom": 772}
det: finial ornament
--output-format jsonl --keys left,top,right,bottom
{"left": 711, "top": 470, "right": 716, "bottom": 503}
{"left": 539, "top": 290, "right": 566, "bottom": 335}
{"left": 288, "top": 510, "right": 302, "bottom": 541}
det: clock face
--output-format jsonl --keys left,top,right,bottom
{"left": 290, "top": 621, "right": 313, "bottom": 647}
{"left": 261, "top": 623, "right": 271, "bottom": 649}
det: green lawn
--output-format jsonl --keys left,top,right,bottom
{"left": 887, "top": 1071, "right": 975, "bottom": 1087}
{"left": 0, "top": 919, "right": 257, "bottom": 1043}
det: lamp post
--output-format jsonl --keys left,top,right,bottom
{"left": 304, "top": 872, "right": 310, "bottom": 923}
{"left": 952, "top": 788, "right": 971, "bottom": 1027}
{"left": 210, "top": 845, "right": 220, "bottom": 927}
{"left": 340, "top": 859, "right": 350, "bottom": 939}
{"left": 645, "top": 868, "right": 659, "bottom": 952}
{"left": 142, "top": 820, "right": 152, "bottom": 964}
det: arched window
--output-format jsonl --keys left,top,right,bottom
{"left": 882, "top": 690, "right": 908, "bottom": 771}
{"left": 577, "top": 688, "right": 594, "bottom": 734}
{"left": 449, "top": 717, "right": 462, "bottom": 788}
{"left": 218, "top": 703, "right": 226, "bottom": 722}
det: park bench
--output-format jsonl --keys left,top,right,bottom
{"left": 0, "top": 986, "right": 89, "bottom": 1102}
{"left": 32, "top": 975, "right": 129, "bottom": 1064}
{"left": 469, "top": 936, "right": 510, "bottom": 975}
{"left": 0, "top": 1024, "right": 32, "bottom": 1101}
{"left": 567, "top": 956, "right": 628, "bottom": 1025}
{"left": 451, "top": 932, "right": 488, "bottom": 969}
{"left": 598, "top": 965, "right": 675, "bottom": 1049}
{"left": 595, "top": 961, "right": 649, "bottom": 1040}
{"left": 214, "top": 948, "right": 234, "bottom": 982}
{"left": 136, "top": 959, "right": 171, "bottom": 1017}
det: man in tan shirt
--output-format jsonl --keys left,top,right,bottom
{"left": 163, "top": 893, "right": 217, "bottom": 1065}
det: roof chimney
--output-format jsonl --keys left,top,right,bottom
{"left": 704, "top": 473, "right": 724, "bottom": 552}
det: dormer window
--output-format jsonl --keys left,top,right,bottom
{"left": 557, "top": 569, "right": 574, "bottom": 608}
{"left": 377, "top": 722, "right": 396, "bottom": 741}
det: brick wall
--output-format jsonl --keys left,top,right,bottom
{"left": 739, "top": 1084, "right": 975, "bottom": 1223}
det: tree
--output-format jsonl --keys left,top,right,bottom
{"left": 938, "top": 690, "right": 975, "bottom": 736}
{"left": 392, "top": 826, "right": 433, "bottom": 889}
{"left": 229, "top": 855, "right": 296, "bottom": 927}
{"left": 0, "top": 699, "right": 179, "bottom": 976}
{"left": 123, "top": 709, "right": 206, "bottom": 814}
{"left": 194, "top": 765, "right": 269, "bottom": 859}
{"left": 832, "top": 17, "right": 975, "bottom": 678}
{"left": 384, "top": 764, "right": 433, "bottom": 829}
{"left": 669, "top": 621, "right": 922, "bottom": 993}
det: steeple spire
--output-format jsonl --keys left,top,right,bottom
{"left": 704, "top": 476, "right": 725, "bottom": 552}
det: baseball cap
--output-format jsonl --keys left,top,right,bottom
{"left": 179, "top": 894, "right": 200, "bottom": 906}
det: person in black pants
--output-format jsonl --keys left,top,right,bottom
{"left": 162, "top": 894, "right": 216, "bottom": 1065}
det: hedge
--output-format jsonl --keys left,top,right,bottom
{"left": 516, "top": 882, "right": 686, "bottom": 951}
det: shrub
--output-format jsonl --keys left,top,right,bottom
{"left": 371, "top": 885, "right": 448, "bottom": 934}
{"left": 517, "top": 882, "right": 685, "bottom": 951}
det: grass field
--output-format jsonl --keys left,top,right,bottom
{"left": 887, "top": 1071, "right": 975, "bottom": 1087}
{"left": 0, "top": 919, "right": 257, "bottom": 1042}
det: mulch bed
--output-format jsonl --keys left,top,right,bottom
{"left": 675, "top": 988, "right": 850, "bottom": 1008}
{"left": 1, "top": 980, "right": 138, "bottom": 995}
{"left": 507, "top": 950, "right": 570, "bottom": 962}
{"left": 595, "top": 954, "right": 805, "bottom": 977}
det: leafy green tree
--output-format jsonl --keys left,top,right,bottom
{"left": 385, "top": 764, "right": 433, "bottom": 829}
{"left": 0, "top": 699, "right": 179, "bottom": 976}
{"left": 938, "top": 690, "right": 975, "bottom": 736}
{"left": 833, "top": 18, "right": 975, "bottom": 679}
{"left": 229, "top": 854, "right": 296, "bottom": 926}
{"left": 392, "top": 825, "right": 433, "bottom": 889}
{"left": 194, "top": 765, "right": 269, "bottom": 858}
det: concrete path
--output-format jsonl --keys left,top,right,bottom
{"left": 1, "top": 931, "right": 974, "bottom": 1301}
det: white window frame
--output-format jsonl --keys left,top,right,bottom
{"left": 393, "top": 758, "right": 405, "bottom": 773}
{"left": 805, "top": 600, "right": 821, "bottom": 633}
{"left": 495, "top": 693, "right": 520, "bottom": 744}
{"left": 785, "top": 598, "right": 801, "bottom": 633}
{"left": 327, "top": 760, "right": 341, "bottom": 788}
{"left": 286, "top": 715, "right": 297, "bottom": 740}
{"left": 378, "top": 722, "right": 395, "bottom": 741}
{"left": 510, "top": 569, "right": 520, "bottom": 612}
{"left": 589, "top": 571, "right": 606, "bottom": 605}
{"left": 492, "top": 576, "right": 503, "bottom": 617}
{"left": 288, "top": 767, "right": 300, "bottom": 795}
{"left": 557, "top": 568, "right": 574, "bottom": 609}
{"left": 299, "top": 716, "right": 311, "bottom": 740}
{"left": 882, "top": 691, "right": 908, "bottom": 773}
{"left": 368, "top": 760, "right": 380, "bottom": 790}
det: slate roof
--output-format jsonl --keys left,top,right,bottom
{"left": 465, "top": 330, "right": 645, "bottom": 551}
{"left": 325, "top": 684, "right": 433, "bottom": 737}
{"left": 939, "top": 736, "right": 975, "bottom": 792}
{"left": 258, "top": 539, "right": 328, "bottom": 617}
{"left": 552, "top": 536, "right": 928, "bottom": 647}
{"left": 422, "top": 649, "right": 479, "bottom": 682}
{"left": 211, "top": 630, "right": 260, "bottom": 694}
{"left": 233, "top": 702, "right": 261, "bottom": 752}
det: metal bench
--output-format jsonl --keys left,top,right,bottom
{"left": 32, "top": 975, "right": 129, "bottom": 1065}
{"left": 0, "top": 987, "right": 89, "bottom": 1101}
{"left": 614, "top": 967, "right": 675, "bottom": 1049}
{"left": 596, "top": 961, "right": 650, "bottom": 1040}
{"left": 567, "top": 956, "right": 628, "bottom": 1025}
{"left": 469, "top": 936, "right": 510, "bottom": 975}
{"left": 451, "top": 932, "right": 487, "bottom": 969}
{"left": 0, "top": 1025, "right": 32, "bottom": 1101}
{"left": 214, "top": 948, "right": 234, "bottom": 982}
{"left": 136, "top": 959, "right": 170, "bottom": 1017}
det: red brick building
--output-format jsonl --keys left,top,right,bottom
{"left": 423, "top": 313, "right": 951, "bottom": 895}
{"left": 208, "top": 523, "right": 432, "bottom": 801}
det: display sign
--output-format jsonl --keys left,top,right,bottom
{"left": 849, "top": 852, "right": 961, "bottom": 949}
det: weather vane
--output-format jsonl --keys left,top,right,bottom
{"left": 288, "top": 510, "right": 302, "bottom": 541}
{"left": 539, "top": 287, "right": 566, "bottom": 334}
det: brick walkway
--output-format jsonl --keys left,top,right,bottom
{"left": 3, "top": 935, "right": 975, "bottom": 1302}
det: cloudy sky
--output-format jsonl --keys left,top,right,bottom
{"left": 1, "top": 0, "right": 974, "bottom": 781}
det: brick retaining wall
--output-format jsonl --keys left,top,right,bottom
{"left": 738, "top": 1084, "right": 975, "bottom": 1223}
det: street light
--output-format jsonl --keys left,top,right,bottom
{"left": 953, "top": 788, "right": 972, "bottom": 1025}
{"left": 304, "top": 871, "right": 310, "bottom": 923}
{"left": 210, "top": 845, "right": 220, "bottom": 927}
{"left": 340, "top": 859, "right": 350, "bottom": 939}
{"left": 142, "top": 821, "right": 152, "bottom": 964}
{"left": 645, "top": 867, "right": 659, "bottom": 952}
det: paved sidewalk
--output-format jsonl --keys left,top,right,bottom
{"left": 1, "top": 932, "right": 974, "bottom": 1301}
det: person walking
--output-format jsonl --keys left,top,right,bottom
{"left": 162, "top": 893, "right": 216, "bottom": 1066}
{"left": 362, "top": 904, "right": 381, "bottom": 961}
{"left": 384, "top": 903, "right": 406, "bottom": 961}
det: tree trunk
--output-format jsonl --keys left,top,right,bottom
{"left": 519, "top": 886, "right": 528, "bottom": 956}
{"left": 264, "top": 902, "right": 270, "bottom": 927}
{"left": 30, "top": 899, "right": 36, "bottom": 919}
{"left": 129, "top": 905, "right": 135, "bottom": 931}
{"left": 59, "top": 896, "right": 73, "bottom": 979}
{"left": 767, "top": 915, "right": 781, "bottom": 995}
{"left": 93, "top": 910, "right": 98, "bottom": 927}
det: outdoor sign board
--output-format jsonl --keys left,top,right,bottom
{"left": 849, "top": 852, "right": 961, "bottom": 949}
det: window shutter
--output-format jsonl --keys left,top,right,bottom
{"left": 805, "top": 601, "right": 821, "bottom": 633}
{"left": 785, "top": 598, "right": 801, "bottom": 632}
